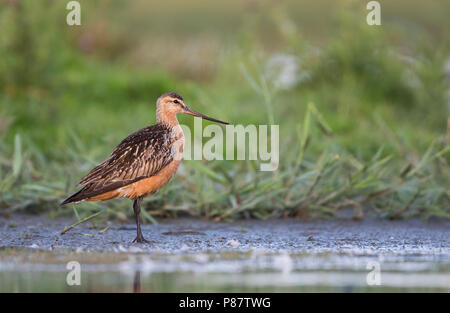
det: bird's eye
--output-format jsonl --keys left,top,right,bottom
{"left": 173, "top": 99, "right": 180, "bottom": 104}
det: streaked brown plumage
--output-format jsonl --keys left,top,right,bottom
{"left": 62, "top": 92, "right": 228, "bottom": 243}
{"left": 63, "top": 123, "right": 176, "bottom": 203}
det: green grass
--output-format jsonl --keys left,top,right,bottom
{"left": 0, "top": 0, "right": 449, "bottom": 222}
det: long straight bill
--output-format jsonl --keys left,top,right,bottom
{"left": 184, "top": 107, "right": 229, "bottom": 125}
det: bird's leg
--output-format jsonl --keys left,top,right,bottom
{"left": 132, "top": 197, "right": 150, "bottom": 243}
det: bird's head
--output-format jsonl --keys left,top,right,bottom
{"left": 156, "top": 92, "right": 228, "bottom": 125}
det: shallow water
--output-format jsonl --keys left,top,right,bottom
{"left": 0, "top": 215, "right": 449, "bottom": 292}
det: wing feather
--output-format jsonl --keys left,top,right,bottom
{"left": 72, "top": 124, "right": 175, "bottom": 199}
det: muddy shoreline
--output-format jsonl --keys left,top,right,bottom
{"left": 0, "top": 213, "right": 448, "bottom": 254}
{"left": 1, "top": 214, "right": 449, "bottom": 292}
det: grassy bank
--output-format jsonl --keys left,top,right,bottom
{"left": 0, "top": 0, "right": 449, "bottom": 222}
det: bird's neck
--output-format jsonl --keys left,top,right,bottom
{"left": 156, "top": 109, "right": 179, "bottom": 127}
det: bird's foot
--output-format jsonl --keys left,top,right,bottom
{"left": 131, "top": 235, "right": 151, "bottom": 244}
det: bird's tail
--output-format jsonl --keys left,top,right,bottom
{"left": 60, "top": 188, "right": 87, "bottom": 206}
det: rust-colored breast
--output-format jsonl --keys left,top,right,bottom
{"left": 121, "top": 158, "right": 181, "bottom": 199}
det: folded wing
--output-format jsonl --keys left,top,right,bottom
{"left": 61, "top": 124, "right": 174, "bottom": 204}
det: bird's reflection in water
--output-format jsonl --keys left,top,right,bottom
{"left": 133, "top": 270, "right": 141, "bottom": 293}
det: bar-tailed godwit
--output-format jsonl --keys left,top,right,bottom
{"left": 62, "top": 92, "right": 228, "bottom": 243}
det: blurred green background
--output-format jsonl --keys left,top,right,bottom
{"left": 0, "top": 0, "right": 449, "bottom": 221}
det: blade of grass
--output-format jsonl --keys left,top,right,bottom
{"left": 60, "top": 209, "right": 104, "bottom": 235}
{"left": 13, "top": 134, "right": 23, "bottom": 178}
